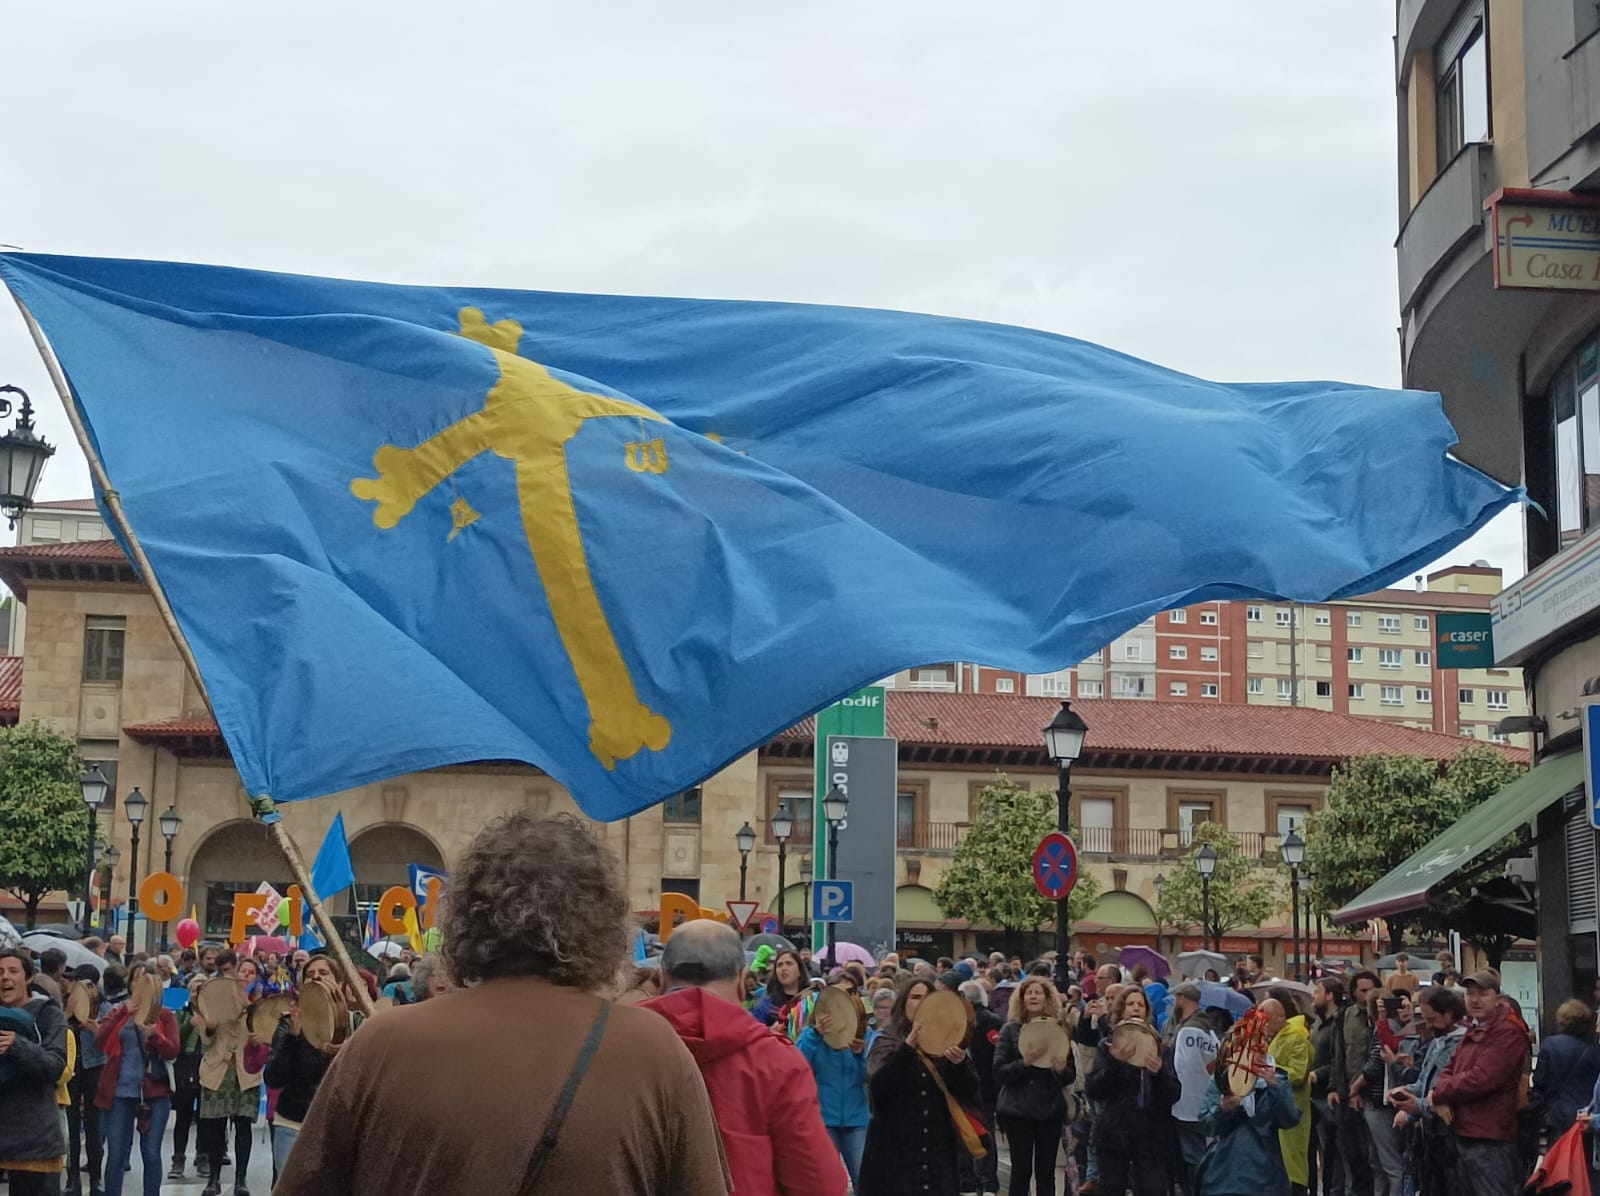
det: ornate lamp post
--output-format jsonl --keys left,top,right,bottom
{"left": 98, "top": 844, "right": 121, "bottom": 937}
{"left": 1195, "top": 843, "right": 1218, "bottom": 953}
{"left": 1283, "top": 829, "right": 1305, "bottom": 981}
{"left": 772, "top": 801, "right": 793, "bottom": 933}
{"left": 124, "top": 787, "right": 147, "bottom": 951}
{"left": 736, "top": 821, "right": 756, "bottom": 902}
{"left": 159, "top": 805, "right": 182, "bottom": 951}
{"left": 79, "top": 766, "right": 109, "bottom": 934}
{"left": 1153, "top": 873, "right": 1166, "bottom": 955}
{"left": 800, "top": 855, "right": 813, "bottom": 942}
{"left": 1043, "top": 700, "right": 1088, "bottom": 993}
{"left": 823, "top": 784, "right": 849, "bottom": 972}
{"left": 0, "top": 385, "right": 55, "bottom": 529}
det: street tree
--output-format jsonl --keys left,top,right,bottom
{"left": 1305, "top": 744, "right": 1525, "bottom": 956}
{"left": 1155, "top": 821, "right": 1280, "bottom": 948}
{"left": 935, "top": 774, "right": 1099, "bottom": 958}
{"left": 0, "top": 721, "right": 91, "bottom": 929}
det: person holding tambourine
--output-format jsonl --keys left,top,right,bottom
{"left": 993, "top": 977, "right": 1075, "bottom": 1196}
{"left": 1084, "top": 986, "right": 1179, "bottom": 1196}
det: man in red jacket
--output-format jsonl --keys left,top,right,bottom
{"left": 644, "top": 921, "right": 846, "bottom": 1196}
{"left": 1425, "top": 970, "right": 1527, "bottom": 1196}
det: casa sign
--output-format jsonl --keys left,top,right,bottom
{"left": 1489, "top": 188, "right": 1600, "bottom": 292}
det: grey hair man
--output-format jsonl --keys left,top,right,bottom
{"left": 644, "top": 921, "right": 846, "bottom": 1196}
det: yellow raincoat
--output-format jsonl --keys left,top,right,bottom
{"left": 1268, "top": 1014, "right": 1313, "bottom": 1186}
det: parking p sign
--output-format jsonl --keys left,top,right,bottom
{"left": 813, "top": 880, "right": 854, "bottom": 924}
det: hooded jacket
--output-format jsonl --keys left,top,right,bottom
{"left": 1268, "top": 1015, "right": 1313, "bottom": 1186}
{"left": 644, "top": 985, "right": 847, "bottom": 1196}
{"left": 1430, "top": 1002, "right": 1528, "bottom": 1141}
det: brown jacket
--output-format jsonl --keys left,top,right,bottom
{"left": 274, "top": 975, "right": 731, "bottom": 1196}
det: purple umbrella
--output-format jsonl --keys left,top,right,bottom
{"left": 1117, "top": 945, "right": 1171, "bottom": 980}
{"left": 823, "top": 942, "right": 877, "bottom": 969}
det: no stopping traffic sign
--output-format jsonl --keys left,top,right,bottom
{"left": 1033, "top": 832, "right": 1079, "bottom": 900}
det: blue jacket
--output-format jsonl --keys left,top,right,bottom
{"left": 796, "top": 1026, "right": 870, "bottom": 1128}
{"left": 1538, "top": 1030, "right": 1600, "bottom": 1138}
{"left": 1198, "top": 1069, "right": 1301, "bottom": 1196}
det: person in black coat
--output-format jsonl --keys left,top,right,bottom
{"left": 1533, "top": 998, "right": 1600, "bottom": 1141}
{"left": 959, "top": 979, "right": 1005, "bottom": 1196}
{"left": 993, "top": 977, "right": 1075, "bottom": 1196}
{"left": 1084, "top": 986, "right": 1179, "bottom": 1196}
{"left": 860, "top": 974, "right": 980, "bottom": 1196}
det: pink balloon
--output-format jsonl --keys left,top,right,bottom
{"left": 175, "top": 917, "right": 200, "bottom": 948}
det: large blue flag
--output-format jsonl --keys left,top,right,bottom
{"left": 0, "top": 254, "right": 1519, "bottom": 820}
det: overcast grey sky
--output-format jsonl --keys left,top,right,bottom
{"left": 0, "top": 1, "right": 1523, "bottom": 580}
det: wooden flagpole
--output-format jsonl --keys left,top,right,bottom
{"left": 10, "top": 293, "right": 376, "bottom": 1015}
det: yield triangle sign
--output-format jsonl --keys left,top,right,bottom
{"left": 726, "top": 900, "right": 760, "bottom": 931}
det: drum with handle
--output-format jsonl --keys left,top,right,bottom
{"left": 130, "top": 972, "right": 163, "bottom": 1026}
{"left": 811, "top": 985, "right": 867, "bottom": 1049}
{"left": 1109, "top": 1019, "right": 1162, "bottom": 1070}
{"left": 300, "top": 978, "right": 350, "bottom": 1050}
{"left": 911, "top": 989, "right": 972, "bottom": 1057}
{"left": 1019, "top": 1019, "right": 1071, "bottom": 1070}
{"left": 195, "top": 976, "right": 245, "bottom": 1027}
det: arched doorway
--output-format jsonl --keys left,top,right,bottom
{"left": 185, "top": 819, "right": 292, "bottom": 939}
{"left": 349, "top": 823, "right": 446, "bottom": 914}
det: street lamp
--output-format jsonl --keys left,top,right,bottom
{"left": 98, "top": 844, "right": 121, "bottom": 937}
{"left": 124, "top": 787, "right": 147, "bottom": 952}
{"left": 0, "top": 385, "right": 55, "bottom": 529}
{"left": 1195, "top": 843, "right": 1218, "bottom": 953}
{"left": 823, "top": 784, "right": 848, "bottom": 972}
{"left": 736, "top": 821, "right": 756, "bottom": 902}
{"left": 1153, "top": 873, "right": 1166, "bottom": 955}
{"left": 800, "top": 855, "right": 813, "bottom": 942}
{"left": 159, "top": 805, "right": 182, "bottom": 951}
{"left": 772, "top": 801, "right": 793, "bottom": 933}
{"left": 1043, "top": 700, "right": 1088, "bottom": 993}
{"left": 79, "top": 766, "right": 109, "bottom": 934}
{"left": 1282, "top": 829, "right": 1305, "bottom": 982}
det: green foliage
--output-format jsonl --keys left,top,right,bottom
{"left": 935, "top": 775, "right": 1100, "bottom": 936}
{"left": 1305, "top": 745, "right": 1526, "bottom": 953}
{"left": 0, "top": 721, "right": 91, "bottom": 928}
{"left": 1155, "top": 822, "right": 1279, "bottom": 944}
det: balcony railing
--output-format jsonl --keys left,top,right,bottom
{"left": 1078, "top": 826, "right": 1164, "bottom": 857}
{"left": 897, "top": 822, "right": 968, "bottom": 851}
{"left": 1396, "top": 141, "right": 1494, "bottom": 313}
{"left": 764, "top": 820, "right": 814, "bottom": 846}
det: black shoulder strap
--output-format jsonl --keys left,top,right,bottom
{"left": 516, "top": 999, "right": 612, "bottom": 1196}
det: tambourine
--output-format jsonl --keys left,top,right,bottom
{"left": 195, "top": 976, "right": 244, "bottom": 1026}
{"left": 248, "top": 994, "right": 292, "bottom": 1045}
{"left": 300, "top": 978, "right": 350, "bottom": 1050}
{"left": 129, "top": 972, "right": 163, "bottom": 1027}
{"left": 64, "top": 980, "right": 92, "bottom": 1024}
{"left": 1217, "top": 1005, "right": 1275, "bottom": 1095}
{"left": 912, "top": 990, "right": 972, "bottom": 1057}
{"left": 1110, "top": 1019, "right": 1162, "bottom": 1070}
{"left": 811, "top": 985, "right": 867, "bottom": 1049}
{"left": 1019, "top": 1019, "right": 1071, "bottom": 1070}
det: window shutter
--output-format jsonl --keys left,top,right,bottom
{"left": 1566, "top": 793, "right": 1597, "bottom": 934}
{"left": 1436, "top": 2, "right": 1484, "bottom": 71}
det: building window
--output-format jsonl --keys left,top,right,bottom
{"left": 1200, "top": 610, "right": 1218, "bottom": 625}
{"left": 1415, "top": 650, "right": 1432, "bottom": 667}
{"left": 1349, "top": 684, "right": 1365, "bottom": 700}
{"left": 1379, "top": 649, "right": 1403, "bottom": 669}
{"left": 994, "top": 677, "right": 1015, "bottom": 693}
{"left": 31, "top": 517, "right": 61, "bottom": 543}
{"left": 76, "top": 519, "right": 105, "bottom": 540}
{"left": 1315, "top": 680, "right": 1332, "bottom": 697}
{"left": 1201, "top": 682, "right": 1218, "bottom": 698}
{"left": 1490, "top": 732, "right": 1510, "bottom": 743}
{"left": 1115, "top": 676, "right": 1147, "bottom": 697}
{"left": 1275, "top": 609, "right": 1293, "bottom": 627}
{"left": 1486, "top": 690, "right": 1509, "bottom": 710}
{"left": 1379, "top": 615, "right": 1401, "bottom": 634}
{"left": 1200, "top": 646, "right": 1219, "bottom": 662}
{"left": 660, "top": 879, "right": 701, "bottom": 902}
{"left": 1552, "top": 334, "right": 1600, "bottom": 547}
{"left": 1461, "top": 726, "right": 1478, "bottom": 738}
{"left": 1347, "top": 612, "right": 1362, "bottom": 628}
{"left": 1276, "top": 679, "right": 1297, "bottom": 701}
{"left": 1459, "top": 689, "right": 1475, "bottom": 704}
{"left": 1077, "top": 679, "right": 1103, "bottom": 698}
{"left": 1314, "top": 609, "right": 1330, "bottom": 626}
{"left": 1413, "top": 615, "right": 1430, "bottom": 632}
{"left": 1416, "top": 687, "right": 1433, "bottom": 703}
{"left": 1347, "top": 647, "right": 1363, "bottom": 663}
{"left": 1435, "top": 5, "right": 1490, "bottom": 164}
{"left": 1177, "top": 801, "right": 1216, "bottom": 844}
{"left": 1247, "top": 641, "right": 1264, "bottom": 658}
{"left": 1276, "top": 805, "right": 1313, "bottom": 837}
{"left": 662, "top": 787, "right": 702, "bottom": 824}
{"left": 1170, "top": 645, "right": 1188, "bottom": 660}
{"left": 83, "top": 616, "right": 125, "bottom": 684}
{"left": 1123, "top": 643, "right": 1142, "bottom": 662}
{"left": 1170, "top": 609, "right": 1187, "bottom": 624}
{"left": 1315, "top": 645, "right": 1332, "bottom": 662}
{"left": 1170, "top": 681, "right": 1188, "bottom": 697}
{"left": 1381, "top": 685, "right": 1404, "bottom": 706}
{"left": 1247, "top": 677, "right": 1264, "bottom": 695}
{"left": 1085, "top": 650, "right": 1103, "bottom": 663}
{"left": 1246, "top": 605, "right": 1262, "bottom": 622}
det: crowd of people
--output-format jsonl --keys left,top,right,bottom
{"left": 0, "top": 816, "right": 1593, "bottom": 1196}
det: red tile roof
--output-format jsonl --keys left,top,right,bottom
{"left": 0, "top": 656, "right": 20, "bottom": 720}
{"left": 768, "top": 691, "right": 1526, "bottom": 768}
{"left": 35, "top": 498, "right": 102, "bottom": 511}
{"left": 123, "top": 717, "right": 223, "bottom": 737}
{"left": 0, "top": 539, "right": 128, "bottom": 562}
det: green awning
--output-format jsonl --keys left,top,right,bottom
{"left": 1085, "top": 891, "right": 1157, "bottom": 930}
{"left": 896, "top": 885, "right": 946, "bottom": 924}
{"left": 1333, "top": 750, "right": 1582, "bottom": 925}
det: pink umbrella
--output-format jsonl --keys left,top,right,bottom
{"left": 823, "top": 942, "right": 877, "bottom": 970}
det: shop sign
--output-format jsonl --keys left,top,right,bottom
{"left": 1491, "top": 528, "right": 1600, "bottom": 663}
{"left": 1490, "top": 188, "right": 1600, "bottom": 292}
{"left": 1435, "top": 612, "right": 1495, "bottom": 668}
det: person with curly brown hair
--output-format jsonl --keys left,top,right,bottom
{"left": 274, "top": 812, "right": 731, "bottom": 1196}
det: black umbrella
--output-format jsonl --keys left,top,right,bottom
{"left": 745, "top": 933, "right": 795, "bottom": 953}
{"left": 26, "top": 924, "right": 86, "bottom": 941}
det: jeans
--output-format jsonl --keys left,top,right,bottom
{"left": 1000, "top": 1114, "right": 1064, "bottom": 1196}
{"left": 273, "top": 1123, "right": 301, "bottom": 1185}
{"left": 826, "top": 1125, "right": 866, "bottom": 1189}
{"left": 101, "top": 1095, "right": 171, "bottom": 1196}
{"left": 1363, "top": 1105, "right": 1404, "bottom": 1196}
{"left": 1453, "top": 1137, "right": 1517, "bottom": 1196}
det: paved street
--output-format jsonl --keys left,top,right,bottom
{"left": 17, "top": 1119, "right": 277, "bottom": 1195}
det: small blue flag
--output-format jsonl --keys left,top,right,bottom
{"left": 633, "top": 928, "right": 649, "bottom": 964}
{"left": 309, "top": 812, "right": 356, "bottom": 900}
{"left": 0, "top": 254, "right": 1522, "bottom": 820}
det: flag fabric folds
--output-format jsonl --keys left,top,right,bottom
{"left": 0, "top": 253, "right": 1521, "bottom": 820}
{"left": 308, "top": 812, "right": 356, "bottom": 899}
